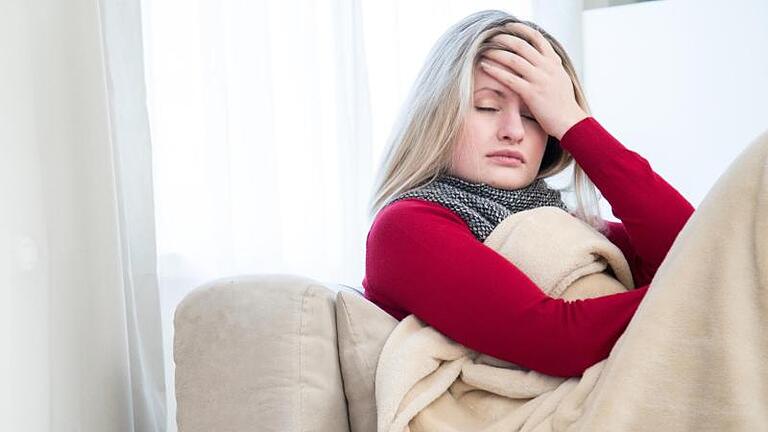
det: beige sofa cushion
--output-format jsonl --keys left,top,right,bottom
{"left": 174, "top": 274, "right": 351, "bottom": 432}
{"left": 335, "top": 289, "right": 399, "bottom": 432}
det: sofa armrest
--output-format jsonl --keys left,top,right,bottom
{"left": 173, "top": 273, "right": 351, "bottom": 432}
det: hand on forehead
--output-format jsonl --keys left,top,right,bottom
{"left": 474, "top": 64, "right": 527, "bottom": 107}
{"left": 477, "top": 21, "right": 560, "bottom": 77}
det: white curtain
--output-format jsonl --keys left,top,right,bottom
{"left": 100, "top": 0, "right": 167, "bottom": 430}
{"left": 1, "top": 0, "right": 164, "bottom": 431}
{"left": 140, "top": 0, "right": 568, "bottom": 430}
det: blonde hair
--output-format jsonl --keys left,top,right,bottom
{"left": 367, "top": 9, "right": 608, "bottom": 235}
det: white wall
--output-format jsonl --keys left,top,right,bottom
{"left": 581, "top": 0, "right": 768, "bottom": 218}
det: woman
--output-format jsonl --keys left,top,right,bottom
{"left": 361, "top": 10, "right": 694, "bottom": 378}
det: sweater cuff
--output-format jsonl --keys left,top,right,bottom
{"left": 558, "top": 116, "right": 598, "bottom": 151}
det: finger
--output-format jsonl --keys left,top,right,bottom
{"left": 504, "top": 22, "right": 559, "bottom": 62}
{"left": 479, "top": 60, "right": 530, "bottom": 96}
{"left": 488, "top": 33, "right": 544, "bottom": 68}
{"left": 481, "top": 49, "right": 537, "bottom": 82}
{"left": 479, "top": 57, "right": 521, "bottom": 79}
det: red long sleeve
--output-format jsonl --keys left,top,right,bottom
{"left": 560, "top": 116, "right": 695, "bottom": 284}
{"left": 362, "top": 116, "right": 694, "bottom": 378}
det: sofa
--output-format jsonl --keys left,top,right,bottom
{"left": 173, "top": 273, "right": 398, "bottom": 432}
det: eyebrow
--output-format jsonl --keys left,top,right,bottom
{"left": 474, "top": 87, "right": 530, "bottom": 111}
{"left": 474, "top": 87, "right": 507, "bottom": 98}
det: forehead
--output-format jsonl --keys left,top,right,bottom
{"left": 473, "top": 67, "right": 518, "bottom": 100}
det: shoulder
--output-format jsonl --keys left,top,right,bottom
{"left": 375, "top": 198, "right": 468, "bottom": 231}
{"left": 369, "top": 198, "right": 476, "bottom": 244}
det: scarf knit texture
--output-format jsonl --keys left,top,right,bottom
{"left": 384, "top": 174, "right": 569, "bottom": 242}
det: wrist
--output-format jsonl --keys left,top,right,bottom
{"left": 552, "top": 110, "right": 590, "bottom": 141}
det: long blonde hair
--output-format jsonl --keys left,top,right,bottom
{"left": 368, "top": 9, "right": 608, "bottom": 235}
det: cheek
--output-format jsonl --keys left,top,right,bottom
{"left": 455, "top": 124, "right": 477, "bottom": 156}
{"left": 465, "top": 114, "right": 493, "bottom": 136}
{"left": 451, "top": 135, "right": 485, "bottom": 168}
{"left": 451, "top": 140, "right": 474, "bottom": 163}
{"left": 531, "top": 138, "right": 549, "bottom": 164}
{"left": 459, "top": 119, "right": 488, "bottom": 149}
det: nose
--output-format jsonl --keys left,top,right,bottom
{"left": 498, "top": 110, "right": 526, "bottom": 142}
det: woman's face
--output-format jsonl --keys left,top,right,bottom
{"left": 448, "top": 63, "right": 549, "bottom": 190}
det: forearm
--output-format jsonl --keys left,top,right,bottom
{"left": 558, "top": 117, "right": 695, "bottom": 273}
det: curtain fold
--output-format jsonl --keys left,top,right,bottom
{"left": 98, "top": 0, "right": 167, "bottom": 430}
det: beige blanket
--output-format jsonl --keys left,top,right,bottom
{"left": 375, "top": 128, "right": 768, "bottom": 431}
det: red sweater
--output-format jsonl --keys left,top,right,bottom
{"left": 361, "top": 116, "right": 695, "bottom": 377}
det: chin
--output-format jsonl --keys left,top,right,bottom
{"left": 488, "top": 177, "right": 531, "bottom": 190}
{"left": 486, "top": 169, "right": 531, "bottom": 189}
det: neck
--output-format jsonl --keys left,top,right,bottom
{"left": 438, "top": 173, "right": 541, "bottom": 193}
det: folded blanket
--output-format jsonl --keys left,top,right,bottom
{"left": 484, "top": 206, "right": 635, "bottom": 301}
{"left": 375, "top": 128, "right": 768, "bottom": 431}
{"left": 374, "top": 206, "right": 633, "bottom": 432}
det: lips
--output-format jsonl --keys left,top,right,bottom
{"left": 487, "top": 149, "right": 525, "bottom": 162}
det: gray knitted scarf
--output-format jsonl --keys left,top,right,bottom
{"left": 383, "top": 173, "right": 569, "bottom": 242}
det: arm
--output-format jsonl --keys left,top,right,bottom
{"left": 364, "top": 198, "right": 648, "bottom": 378}
{"left": 559, "top": 117, "right": 695, "bottom": 282}
{"left": 604, "top": 220, "right": 653, "bottom": 288}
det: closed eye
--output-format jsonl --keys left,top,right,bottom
{"left": 475, "top": 107, "right": 537, "bottom": 122}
